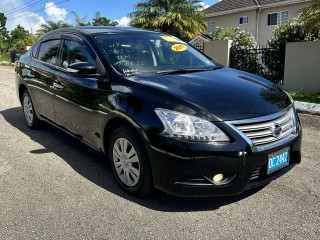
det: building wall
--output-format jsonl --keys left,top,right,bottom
{"left": 205, "top": 2, "right": 309, "bottom": 45}
{"left": 204, "top": 40, "right": 232, "bottom": 66}
{"left": 283, "top": 41, "right": 320, "bottom": 94}
{"left": 205, "top": 10, "right": 257, "bottom": 38}
{"left": 258, "top": 2, "right": 308, "bottom": 45}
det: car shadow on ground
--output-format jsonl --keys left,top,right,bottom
{"left": 1, "top": 107, "right": 266, "bottom": 212}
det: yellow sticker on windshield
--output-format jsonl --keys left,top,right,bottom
{"left": 171, "top": 44, "right": 188, "bottom": 52}
{"left": 161, "top": 36, "right": 182, "bottom": 42}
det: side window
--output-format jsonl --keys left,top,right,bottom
{"left": 61, "top": 40, "right": 96, "bottom": 69}
{"left": 37, "top": 39, "right": 60, "bottom": 65}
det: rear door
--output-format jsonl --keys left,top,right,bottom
{"left": 26, "top": 36, "right": 61, "bottom": 121}
{"left": 51, "top": 34, "right": 105, "bottom": 148}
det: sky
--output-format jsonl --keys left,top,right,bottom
{"left": 0, "top": 0, "right": 219, "bottom": 33}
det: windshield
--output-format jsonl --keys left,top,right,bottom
{"left": 95, "top": 33, "right": 216, "bottom": 76}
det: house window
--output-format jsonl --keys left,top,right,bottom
{"left": 278, "top": 11, "right": 289, "bottom": 24}
{"left": 268, "top": 11, "right": 289, "bottom": 26}
{"left": 239, "top": 16, "right": 248, "bottom": 25}
{"left": 206, "top": 21, "right": 215, "bottom": 34}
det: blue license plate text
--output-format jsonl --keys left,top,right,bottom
{"left": 268, "top": 148, "right": 289, "bottom": 174}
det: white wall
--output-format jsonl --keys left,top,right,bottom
{"left": 204, "top": 40, "right": 232, "bottom": 66}
{"left": 258, "top": 2, "right": 307, "bottom": 45}
{"left": 283, "top": 41, "right": 320, "bottom": 93}
{"left": 205, "top": 2, "right": 309, "bottom": 45}
{"left": 205, "top": 10, "right": 257, "bottom": 40}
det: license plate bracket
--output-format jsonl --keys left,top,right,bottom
{"left": 267, "top": 148, "right": 290, "bottom": 174}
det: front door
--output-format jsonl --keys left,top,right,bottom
{"left": 51, "top": 35, "right": 106, "bottom": 148}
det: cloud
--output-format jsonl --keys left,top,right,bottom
{"left": 13, "top": 12, "right": 45, "bottom": 33}
{"left": 199, "top": 2, "right": 210, "bottom": 9}
{"left": 1, "top": 0, "right": 45, "bottom": 32}
{"left": 116, "top": 16, "right": 131, "bottom": 27}
{"left": 45, "top": 2, "right": 67, "bottom": 22}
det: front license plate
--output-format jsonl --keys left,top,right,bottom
{"left": 268, "top": 148, "right": 289, "bottom": 174}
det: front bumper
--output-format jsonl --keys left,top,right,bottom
{"left": 144, "top": 124, "right": 302, "bottom": 197}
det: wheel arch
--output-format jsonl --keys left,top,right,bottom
{"left": 102, "top": 116, "right": 150, "bottom": 156}
{"left": 18, "top": 84, "right": 28, "bottom": 104}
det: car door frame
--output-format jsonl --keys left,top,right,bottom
{"left": 51, "top": 33, "right": 107, "bottom": 149}
{"left": 26, "top": 33, "right": 63, "bottom": 122}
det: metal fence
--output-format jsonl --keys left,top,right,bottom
{"left": 230, "top": 45, "right": 286, "bottom": 84}
{"left": 193, "top": 42, "right": 204, "bottom": 52}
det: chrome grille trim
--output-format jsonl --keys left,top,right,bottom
{"left": 226, "top": 105, "right": 298, "bottom": 152}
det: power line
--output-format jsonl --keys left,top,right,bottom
{"left": 0, "top": 0, "right": 21, "bottom": 8}
{"left": 2, "top": 0, "right": 37, "bottom": 13}
{"left": 5, "top": 0, "right": 40, "bottom": 13}
{"left": 6, "top": 0, "right": 70, "bottom": 21}
{"left": 5, "top": 0, "right": 48, "bottom": 17}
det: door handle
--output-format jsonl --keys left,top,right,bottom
{"left": 53, "top": 81, "right": 64, "bottom": 90}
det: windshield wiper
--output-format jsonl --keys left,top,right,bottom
{"left": 156, "top": 66, "right": 223, "bottom": 75}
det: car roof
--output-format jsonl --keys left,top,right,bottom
{"left": 46, "top": 26, "right": 159, "bottom": 36}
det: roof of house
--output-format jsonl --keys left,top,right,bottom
{"left": 258, "top": 0, "right": 291, "bottom": 4}
{"left": 203, "top": 0, "right": 256, "bottom": 15}
{"left": 203, "top": 0, "right": 308, "bottom": 15}
{"left": 189, "top": 33, "right": 213, "bottom": 44}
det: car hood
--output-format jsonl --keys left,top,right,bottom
{"left": 130, "top": 68, "right": 291, "bottom": 121}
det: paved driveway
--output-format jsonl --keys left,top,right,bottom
{"left": 0, "top": 66, "right": 319, "bottom": 239}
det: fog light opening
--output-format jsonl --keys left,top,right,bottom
{"left": 213, "top": 173, "right": 224, "bottom": 183}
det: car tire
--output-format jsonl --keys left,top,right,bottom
{"left": 22, "top": 90, "right": 42, "bottom": 129}
{"left": 109, "top": 126, "right": 153, "bottom": 197}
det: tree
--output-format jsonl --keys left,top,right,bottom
{"left": 92, "top": 12, "right": 118, "bottom": 26}
{"left": 9, "top": 25, "right": 32, "bottom": 49}
{"left": 0, "top": 13, "right": 8, "bottom": 53}
{"left": 300, "top": 0, "right": 320, "bottom": 34}
{"left": 72, "top": 11, "right": 91, "bottom": 26}
{"left": 37, "top": 21, "right": 72, "bottom": 35}
{"left": 72, "top": 11, "right": 118, "bottom": 26}
{"left": 130, "top": 0, "right": 206, "bottom": 41}
{"left": 0, "top": 13, "right": 8, "bottom": 39}
{"left": 0, "top": 39, "right": 7, "bottom": 55}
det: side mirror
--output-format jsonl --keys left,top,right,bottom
{"left": 67, "top": 62, "right": 96, "bottom": 75}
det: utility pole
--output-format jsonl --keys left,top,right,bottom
{"left": 31, "top": 28, "right": 34, "bottom": 44}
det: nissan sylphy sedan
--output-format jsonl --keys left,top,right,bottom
{"left": 15, "top": 27, "right": 302, "bottom": 197}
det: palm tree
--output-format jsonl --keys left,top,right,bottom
{"left": 130, "top": 0, "right": 206, "bottom": 41}
{"left": 71, "top": 11, "right": 91, "bottom": 26}
{"left": 300, "top": 0, "right": 320, "bottom": 33}
{"left": 37, "top": 21, "right": 72, "bottom": 35}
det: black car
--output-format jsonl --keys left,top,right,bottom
{"left": 15, "top": 27, "right": 302, "bottom": 197}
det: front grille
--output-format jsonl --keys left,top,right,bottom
{"left": 229, "top": 107, "right": 297, "bottom": 152}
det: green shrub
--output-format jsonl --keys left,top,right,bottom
{"left": 211, "top": 27, "right": 267, "bottom": 76}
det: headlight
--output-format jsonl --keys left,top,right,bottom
{"left": 155, "top": 108, "right": 230, "bottom": 142}
{"left": 288, "top": 107, "right": 298, "bottom": 135}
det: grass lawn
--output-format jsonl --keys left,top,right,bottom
{"left": 0, "top": 52, "right": 10, "bottom": 62}
{"left": 289, "top": 91, "right": 320, "bottom": 104}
